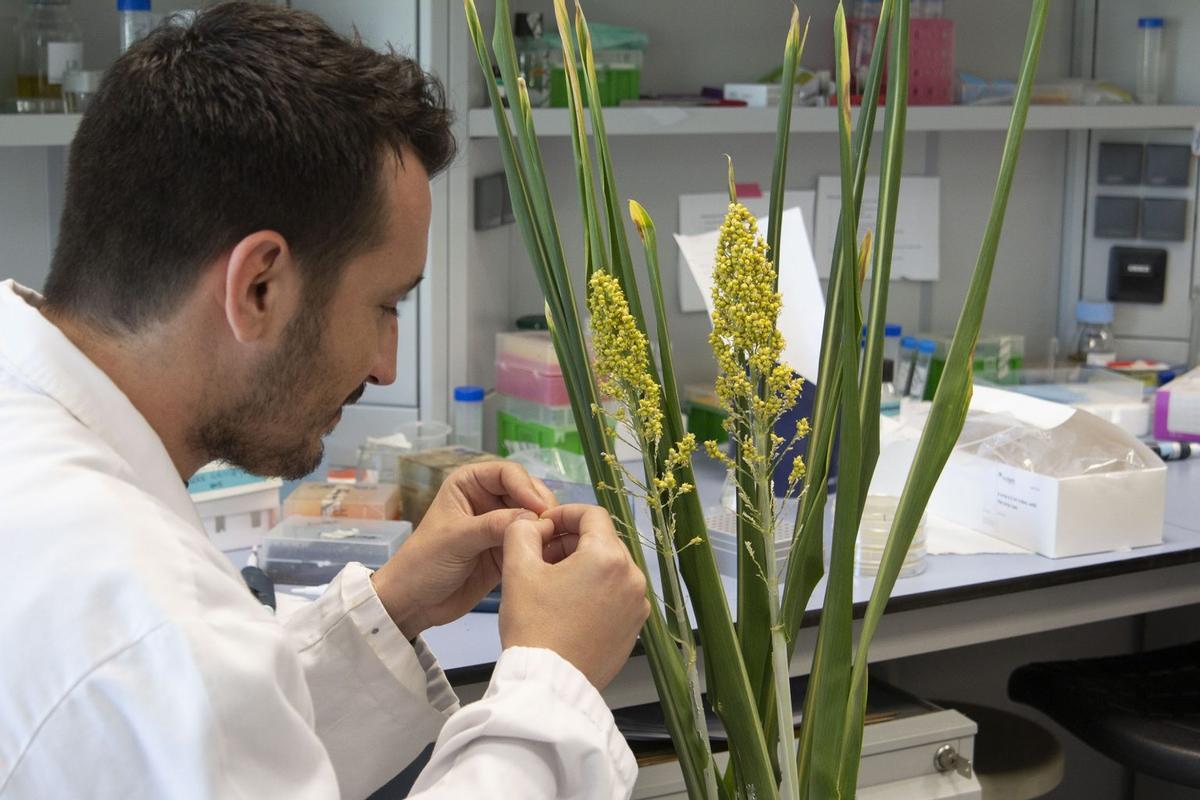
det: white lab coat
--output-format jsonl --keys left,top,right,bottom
{"left": 0, "top": 280, "right": 637, "bottom": 799}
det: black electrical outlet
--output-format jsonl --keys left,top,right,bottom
{"left": 1144, "top": 144, "right": 1191, "bottom": 187}
{"left": 1094, "top": 195, "right": 1140, "bottom": 238}
{"left": 1097, "top": 142, "right": 1144, "bottom": 185}
{"left": 1141, "top": 197, "right": 1189, "bottom": 241}
{"left": 1107, "top": 246, "right": 1167, "bottom": 304}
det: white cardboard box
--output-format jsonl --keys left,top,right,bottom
{"left": 927, "top": 392, "right": 1165, "bottom": 558}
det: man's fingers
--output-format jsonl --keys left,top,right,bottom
{"left": 530, "top": 476, "right": 559, "bottom": 510}
{"left": 467, "top": 508, "right": 535, "bottom": 549}
{"left": 466, "top": 461, "right": 555, "bottom": 516}
{"left": 543, "top": 533, "right": 580, "bottom": 564}
{"left": 502, "top": 517, "right": 555, "bottom": 569}
{"left": 540, "top": 504, "right": 618, "bottom": 542}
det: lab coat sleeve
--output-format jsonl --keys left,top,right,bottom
{"left": 409, "top": 646, "right": 639, "bottom": 800}
{"left": 280, "top": 562, "right": 460, "bottom": 799}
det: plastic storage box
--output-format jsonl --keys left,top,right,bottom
{"left": 983, "top": 366, "right": 1150, "bottom": 437}
{"left": 260, "top": 517, "right": 412, "bottom": 585}
{"left": 549, "top": 48, "right": 642, "bottom": 107}
{"left": 922, "top": 333, "right": 1025, "bottom": 400}
{"left": 496, "top": 354, "right": 569, "bottom": 406}
{"left": 283, "top": 482, "right": 401, "bottom": 521}
{"left": 496, "top": 394, "right": 581, "bottom": 457}
{"left": 398, "top": 446, "right": 501, "bottom": 525}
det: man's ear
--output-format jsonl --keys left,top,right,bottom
{"left": 222, "top": 231, "right": 299, "bottom": 344}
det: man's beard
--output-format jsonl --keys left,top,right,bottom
{"left": 190, "top": 310, "right": 363, "bottom": 480}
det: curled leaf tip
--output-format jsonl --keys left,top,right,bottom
{"left": 724, "top": 154, "right": 737, "bottom": 203}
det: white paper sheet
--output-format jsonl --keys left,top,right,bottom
{"left": 676, "top": 190, "right": 815, "bottom": 313}
{"left": 673, "top": 206, "right": 825, "bottom": 382}
{"left": 813, "top": 175, "right": 940, "bottom": 281}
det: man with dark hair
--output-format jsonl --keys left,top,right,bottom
{"left": 0, "top": 4, "right": 647, "bottom": 798}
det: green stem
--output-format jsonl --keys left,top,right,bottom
{"left": 756, "top": 425, "right": 798, "bottom": 799}
{"left": 639, "top": 446, "right": 719, "bottom": 800}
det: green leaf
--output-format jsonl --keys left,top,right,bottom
{"left": 857, "top": 0, "right": 910, "bottom": 505}
{"left": 796, "top": 7, "right": 868, "bottom": 793}
{"left": 550, "top": 0, "right": 607, "bottom": 277}
{"left": 837, "top": 0, "right": 1050, "bottom": 794}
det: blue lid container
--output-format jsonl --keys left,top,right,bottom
{"left": 1077, "top": 300, "right": 1114, "bottom": 325}
{"left": 453, "top": 385, "right": 485, "bottom": 402}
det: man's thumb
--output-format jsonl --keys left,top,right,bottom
{"left": 503, "top": 517, "right": 554, "bottom": 571}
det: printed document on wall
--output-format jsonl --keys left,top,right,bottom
{"left": 676, "top": 190, "right": 815, "bottom": 313}
{"left": 813, "top": 175, "right": 940, "bottom": 281}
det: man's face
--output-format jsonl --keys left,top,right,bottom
{"left": 198, "top": 151, "right": 430, "bottom": 479}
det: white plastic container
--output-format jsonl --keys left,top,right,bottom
{"left": 452, "top": 385, "right": 484, "bottom": 450}
{"left": 1136, "top": 17, "right": 1165, "bottom": 105}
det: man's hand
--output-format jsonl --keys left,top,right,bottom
{"left": 371, "top": 461, "right": 558, "bottom": 639}
{"left": 500, "top": 504, "right": 650, "bottom": 690}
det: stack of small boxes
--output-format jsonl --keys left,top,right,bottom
{"left": 495, "top": 331, "right": 582, "bottom": 457}
{"left": 261, "top": 480, "right": 410, "bottom": 586}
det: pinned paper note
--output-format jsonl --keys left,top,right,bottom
{"left": 676, "top": 190, "right": 815, "bottom": 312}
{"left": 813, "top": 175, "right": 940, "bottom": 281}
{"left": 673, "top": 206, "right": 825, "bottom": 382}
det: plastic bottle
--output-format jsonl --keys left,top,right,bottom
{"left": 896, "top": 335, "right": 918, "bottom": 396}
{"left": 1074, "top": 301, "right": 1117, "bottom": 366}
{"left": 883, "top": 323, "right": 902, "bottom": 368}
{"left": 513, "top": 12, "right": 550, "bottom": 108}
{"left": 118, "top": 0, "right": 154, "bottom": 53}
{"left": 880, "top": 358, "right": 900, "bottom": 417}
{"left": 452, "top": 386, "right": 485, "bottom": 451}
{"left": 1136, "top": 17, "right": 1165, "bottom": 105}
{"left": 909, "top": 339, "right": 937, "bottom": 401}
{"left": 15, "top": 0, "right": 83, "bottom": 113}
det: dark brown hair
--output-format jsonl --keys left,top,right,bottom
{"left": 44, "top": 1, "right": 455, "bottom": 332}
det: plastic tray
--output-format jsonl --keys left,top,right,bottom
{"left": 496, "top": 330, "right": 560, "bottom": 367}
{"left": 260, "top": 516, "right": 412, "bottom": 585}
{"left": 496, "top": 353, "right": 569, "bottom": 406}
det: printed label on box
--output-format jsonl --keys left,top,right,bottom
{"left": 1166, "top": 391, "right": 1200, "bottom": 436}
{"left": 987, "top": 465, "right": 1056, "bottom": 541}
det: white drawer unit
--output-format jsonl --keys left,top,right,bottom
{"left": 632, "top": 708, "right": 979, "bottom": 800}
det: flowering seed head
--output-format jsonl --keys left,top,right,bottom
{"left": 588, "top": 270, "right": 664, "bottom": 443}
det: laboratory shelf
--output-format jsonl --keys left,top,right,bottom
{"left": 0, "top": 114, "right": 82, "bottom": 147}
{"left": 467, "top": 104, "right": 1200, "bottom": 138}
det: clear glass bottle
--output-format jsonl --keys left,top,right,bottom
{"left": 908, "top": 339, "right": 937, "bottom": 401}
{"left": 16, "top": 0, "right": 84, "bottom": 113}
{"left": 896, "top": 335, "right": 918, "bottom": 396}
{"left": 880, "top": 358, "right": 900, "bottom": 417}
{"left": 513, "top": 12, "right": 550, "bottom": 108}
{"left": 1136, "top": 17, "right": 1165, "bottom": 105}
{"left": 1074, "top": 300, "right": 1117, "bottom": 366}
{"left": 118, "top": 0, "right": 155, "bottom": 54}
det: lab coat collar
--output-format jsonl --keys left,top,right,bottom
{"left": 0, "top": 280, "right": 204, "bottom": 531}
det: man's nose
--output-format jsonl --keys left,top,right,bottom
{"left": 367, "top": 327, "right": 398, "bottom": 386}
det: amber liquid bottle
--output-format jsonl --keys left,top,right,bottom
{"left": 15, "top": 0, "right": 83, "bottom": 112}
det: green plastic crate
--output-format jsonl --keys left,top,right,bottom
{"left": 497, "top": 410, "right": 582, "bottom": 457}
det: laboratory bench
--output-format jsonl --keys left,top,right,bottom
{"left": 424, "top": 456, "right": 1200, "bottom": 710}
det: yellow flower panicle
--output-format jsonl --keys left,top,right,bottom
{"left": 709, "top": 201, "right": 805, "bottom": 421}
{"left": 587, "top": 270, "right": 664, "bottom": 443}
